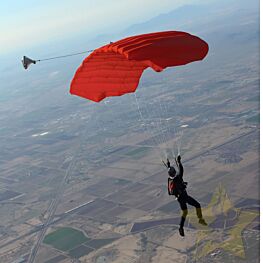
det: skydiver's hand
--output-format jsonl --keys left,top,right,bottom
{"left": 166, "top": 158, "right": 170, "bottom": 168}
{"left": 177, "top": 155, "right": 181, "bottom": 162}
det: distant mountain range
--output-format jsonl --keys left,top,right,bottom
{"left": 122, "top": 0, "right": 258, "bottom": 35}
{"left": 91, "top": 0, "right": 259, "bottom": 48}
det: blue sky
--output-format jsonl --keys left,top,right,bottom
{"left": 0, "top": 0, "right": 212, "bottom": 55}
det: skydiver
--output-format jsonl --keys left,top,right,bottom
{"left": 164, "top": 155, "right": 207, "bottom": 237}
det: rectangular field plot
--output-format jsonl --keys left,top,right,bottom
{"left": 0, "top": 189, "right": 22, "bottom": 201}
{"left": 105, "top": 145, "right": 151, "bottom": 160}
{"left": 69, "top": 245, "right": 94, "bottom": 258}
{"left": 142, "top": 171, "right": 165, "bottom": 185}
{"left": 93, "top": 166, "right": 142, "bottom": 180}
{"left": 77, "top": 199, "right": 117, "bottom": 216}
{"left": 85, "top": 177, "right": 132, "bottom": 197}
{"left": 106, "top": 190, "right": 132, "bottom": 203}
{"left": 138, "top": 195, "right": 170, "bottom": 212}
{"left": 157, "top": 201, "right": 181, "bottom": 215}
{"left": 130, "top": 217, "right": 181, "bottom": 233}
{"left": 93, "top": 213, "right": 118, "bottom": 224}
{"left": 43, "top": 227, "right": 89, "bottom": 251}
{"left": 0, "top": 176, "right": 17, "bottom": 184}
{"left": 86, "top": 237, "right": 119, "bottom": 249}
{"left": 93, "top": 205, "right": 131, "bottom": 223}
{"left": 123, "top": 193, "right": 157, "bottom": 208}
{"left": 106, "top": 190, "right": 152, "bottom": 208}
{"left": 104, "top": 205, "right": 130, "bottom": 217}
{"left": 236, "top": 198, "right": 260, "bottom": 210}
{"left": 44, "top": 255, "right": 67, "bottom": 263}
{"left": 128, "top": 182, "right": 148, "bottom": 193}
{"left": 123, "top": 146, "right": 151, "bottom": 159}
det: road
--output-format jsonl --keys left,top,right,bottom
{"left": 27, "top": 155, "right": 77, "bottom": 263}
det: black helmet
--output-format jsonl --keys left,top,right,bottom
{"left": 168, "top": 166, "right": 176, "bottom": 177}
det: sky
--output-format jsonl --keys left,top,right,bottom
{"left": 0, "top": 0, "right": 211, "bottom": 56}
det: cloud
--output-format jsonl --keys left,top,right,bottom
{"left": 49, "top": 71, "right": 59, "bottom": 78}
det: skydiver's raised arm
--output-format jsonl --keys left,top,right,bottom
{"left": 162, "top": 158, "right": 170, "bottom": 170}
{"left": 176, "top": 155, "right": 184, "bottom": 178}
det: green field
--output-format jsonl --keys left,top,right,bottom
{"left": 43, "top": 227, "right": 90, "bottom": 251}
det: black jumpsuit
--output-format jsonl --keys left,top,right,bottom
{"left": 174, "top": 159, "right": 203, "bottom": 228}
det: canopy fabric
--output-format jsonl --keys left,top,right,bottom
{"left": 70, "top": 31, "right": 209, "bottom": 102}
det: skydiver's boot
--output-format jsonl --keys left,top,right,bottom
{"left": 179, "top": 209, "right": 188, "bottom": 236}
{"left": 179, "top": 227, "right": 185, "bottom": 237}
{"left": 199, "top": 218, "right": 207, "bottom": 226}
{"left": 180, "top": 209, "right": 188, "bottom": 226}
{"left": 196, "top": 207, "right": 207, "bottom": 226}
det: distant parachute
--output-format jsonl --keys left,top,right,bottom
{"left": 70, "top": 31, "right": 209, "bottom": 102}
{"left": 22, "top": 56, "right": 36, "bottom": 69}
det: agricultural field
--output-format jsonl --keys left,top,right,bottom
{"left": 43, "top": 227, "right": 89, "bottom": 251}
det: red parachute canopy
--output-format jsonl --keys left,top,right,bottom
{"left": 70, "top": 31, "right": 209, "bottom": 102}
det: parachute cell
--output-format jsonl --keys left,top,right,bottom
{"left": 70, "top": 31, "right": 209, "bottom": 102}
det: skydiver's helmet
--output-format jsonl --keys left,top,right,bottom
{"left": 168, "top": 166, "right": 176, "bottom": 177}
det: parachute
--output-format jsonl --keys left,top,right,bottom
{"left": 70, "top": 31, "right": 209, "bottom": 102}
{"left": 22, "top": 56, "right": 36, "bottom": 69}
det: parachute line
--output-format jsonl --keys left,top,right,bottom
{"left": 133, "top": 94, "right": 164, "bottom": 159}
{"left": 22, "top": 49, "right": 94, "bottom": 69}
{"left": 140, "top": 100, "right": 164, "bottom": 151}
{"left": 37, "top": 50, "right": 94, "bottom": 62}
{"left": 156, "top": 97, "right": 170, "bottom": 153}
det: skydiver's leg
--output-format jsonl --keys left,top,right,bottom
{"left": 185, "top": 195, "right": 202, "bottom": 219}
{"left": 186, "top": 195, "right": 207, "bottom": 225}
{"left": 178, "top": 198, "right": 188, "bottom": 228}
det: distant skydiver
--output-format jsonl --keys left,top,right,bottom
{"left": 164, "top": 155, "right": 207, "bottom": 236}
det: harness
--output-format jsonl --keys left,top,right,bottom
{"left": 168, "top": 175, "right": 187, "bottom": 197}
